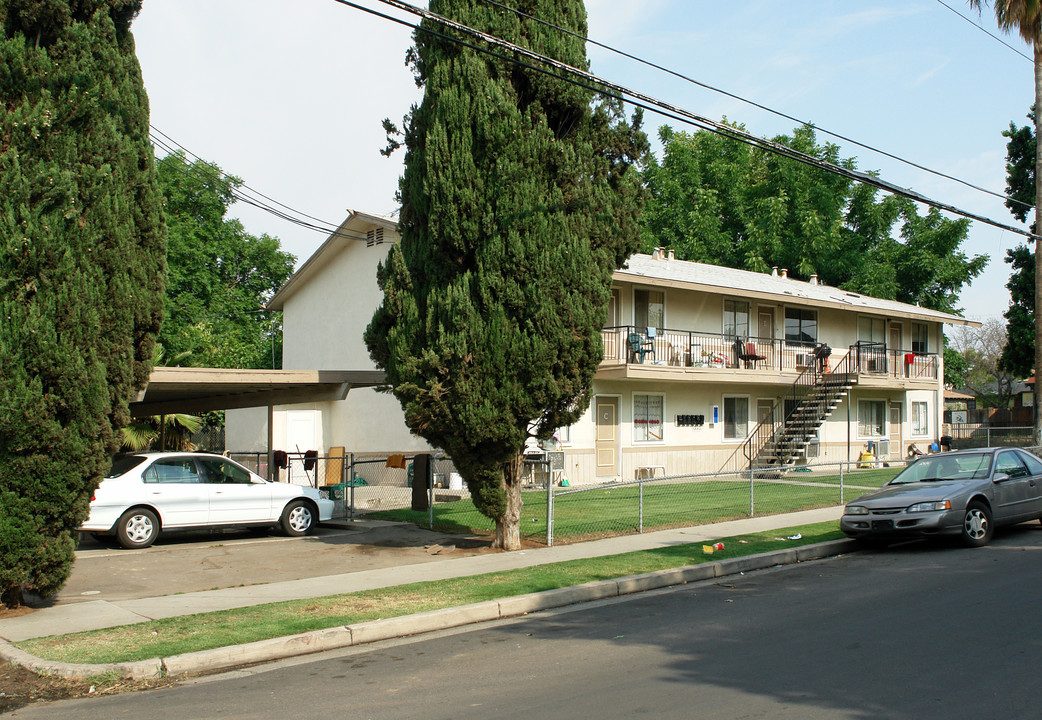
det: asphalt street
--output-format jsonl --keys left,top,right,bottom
{"left": 12, "top": 522, "right": 1042, "bottom": 720}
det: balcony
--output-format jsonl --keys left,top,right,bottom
{"left": 599, "top": 327, "right": 938, "bottom": 383}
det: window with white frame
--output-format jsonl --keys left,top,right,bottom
{"left": 723, "top": 299, "right": 750, "bottom": 339}
{"left": 554, "top": 425, "right": 571, "bottom": 445}
{"left": 633, "top": 394, "right": 664, "bottom": 442}
{"left": 912, "top": 323, "right": 929, "bottom": 354}
{"left": 858, "top": 400, "right": 886, "bottom": 437}
{"left": 912, "top": 401, "right": 929, "bottom": 436}
{"left": 723, "top": 396, "right": 749, "bottom": 440}
{"left": 634, "top": 289, "right": 664, "bottom": 333}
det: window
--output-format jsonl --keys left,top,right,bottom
{"left": 145, "top": 458, "right": 202, "bottom": 484}
{"left": 723, "top": 299, "right": 750, "bottom": 339}
{"left": 995, "top": 451, "right": 1030, "bottom": 479}
{"left": 858, "top": 400, "right": 886, "bottom": 437}
{"left": 634, "top": 289, "right": 664, "bottom": 333}
{"left": 1017, "top": 449, "right": 1042, "bottom": 476}
{"left": 723, "top": 396, "right": 749, "bottom": 440}
{"left": 198, "top": 458, "right": 253, "bottom": 485}
{"left": 912, "top": 323, "right": 929, "bottom": 354}
{"left": 785, "top": 308, "right": 817, "bottom": 347}
{"left": 858, "top": 316, "right": 885, "bottom": 344}
{"left": 912, "top": 402, "right": 928, "bottom": 436}
{"left": 554, "top": 425, "right": 571, "bottom": 446}
{"left": 633, "top": 394, "right": 664, "bottom": 442}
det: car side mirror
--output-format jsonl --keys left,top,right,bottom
{"left": 992, "top": 472, "right": 1010, "bottom": 484}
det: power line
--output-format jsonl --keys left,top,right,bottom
{"left": 340, "top": 0, "right": 1037, "bottom": 240}
{"left": 474, "top": 0, "right": 1033, "bottom": 216}
{"left": 148, "top": 128, "right": 383, "bottom": 247}
{"left": 936, "top": 0, "right": 1033, "bottom": 62}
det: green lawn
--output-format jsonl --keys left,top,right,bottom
{"left": 368, "top": 467, "right": 897, "bottom": 542}
{"left": 19, "top": 521, "right": 845, "bottom": 665}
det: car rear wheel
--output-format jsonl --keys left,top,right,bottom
{"left": 960, "top": 501, "right": 993, "bottom": 547}
{"left": 116, "top": 508, "right": 159, "bottom": 549}
{"left": 281, "top": 500, "right": 315, "bottom": 537}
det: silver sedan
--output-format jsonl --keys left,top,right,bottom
{"left": 840, "top": 447, "right": 1042, "bottom": 547}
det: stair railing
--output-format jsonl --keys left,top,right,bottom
{"left": 717, "top": 348, "right": 856, "bottom": 474}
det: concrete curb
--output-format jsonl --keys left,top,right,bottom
{"left": 0, "top": 538, "right": 859, "bottom": 680}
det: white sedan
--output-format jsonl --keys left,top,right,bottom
{"left": 80, "top": 452, "right": 334, "bottom": 549}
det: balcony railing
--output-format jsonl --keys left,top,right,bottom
{"left": 600, "top": 327, "right": 938, "bottom": 380}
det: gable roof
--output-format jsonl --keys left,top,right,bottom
{"left": 267, "top": 209, "right": 398, "bottom": 310}
{"left": 618, "top": 253, "right": 978, "bottom": 326}
{"left": 268, "top": 210, "right": 977, "bottom": 327}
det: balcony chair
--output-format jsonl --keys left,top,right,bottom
{"left": 628, "top": 332, "right": 654, "bottom": 364}
{"left": 739, "top": 341, "right": 767, "bottom": 369}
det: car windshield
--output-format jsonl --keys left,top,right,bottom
{"left": 105, "top": 454, "right": 150, "bottom": 478}
{"left": 889, "top": 453, "right": 992, "bottom": 484}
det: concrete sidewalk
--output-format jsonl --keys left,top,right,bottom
{"left": 0, "top": 507, "right": 850, "bottom": 678}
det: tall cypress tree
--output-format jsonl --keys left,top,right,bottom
{"left": 366, "top": 0, "right": 645, "bottom": 549}
{"left": 0, "top": 0, "right": 166, "bottom": 605}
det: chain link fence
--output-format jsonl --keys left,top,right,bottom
{"left": 228, "top": 452, "right": 462, "bottom": 520}
{"left": 944, "top": 424, "right": 1034, "bottom": 448}
{"left": 227, "top": 443, "right": 1042, "bottom": 545}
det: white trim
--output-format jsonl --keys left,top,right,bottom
{"left": 911, "top": 400, "right": 929, "bottom": 437}
{"left": 856, "top": 398, "right": 888, "bottom": 439}
{"left": 632, "top": 391, "right": 666, "bottom": 444}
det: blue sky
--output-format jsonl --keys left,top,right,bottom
{"left": 133, "top": 1, "right": 1032, "bottom": 321}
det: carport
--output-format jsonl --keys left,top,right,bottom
{"left": 130, "top": 367, "right": 386, "bottom": 480}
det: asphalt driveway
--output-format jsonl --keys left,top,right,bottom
{"left": 59, "top": 519, "right": 493, "bottom": 605}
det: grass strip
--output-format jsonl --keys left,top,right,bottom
{"left": 19, "top": 521, "right": 844, "bottom": 665}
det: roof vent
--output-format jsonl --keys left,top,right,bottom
{"left": 366, "top": 227, "right": 385, "bottom": 247}
{"left": 810, "top": 273, "right": 818, "bottom": 285}
{"left": 771, "top": 266, "right": 778, "bottom": 277}
{"left": 667, "top": 248, "right": 675, "bottom": 261}
{"left": 781, "top": 268, "right": 788, "bottom": 279}
{"left": 652, "top": 247, "right": 665, "bottom": 261}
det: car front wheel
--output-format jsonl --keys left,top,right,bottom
{"left": 960, "top": 501, "right": 993, "bottom": 547}
{"left": 281, "top": 500, "right": 315, "bottom": 537}
{"left": 116, "top": 508, "right": 159, "bottom": 549}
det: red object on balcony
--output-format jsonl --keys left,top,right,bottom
{"left": 904, "top": 353, "right": 915, "bottom": 365}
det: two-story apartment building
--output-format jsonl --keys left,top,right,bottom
{"left": 226, "top": 210, "right": 976, "bottom": 483}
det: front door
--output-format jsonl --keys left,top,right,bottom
{"left": 758, "top": 308, "right": 775, "bottom": 367}
{"left": 888, "top": 403, "right": 902, "bottom": 460}
{"left": 890, "top": 323, "right": 903, "bottom": 377}
{"left": 595, "top": 397, "right": 619, "bottom": 478}
{"left": 757, "top": 399, "right": 775, "bottom": 429}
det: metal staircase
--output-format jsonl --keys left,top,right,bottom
{"left": 719, "top": 350, "right": 857, "bottom": 474}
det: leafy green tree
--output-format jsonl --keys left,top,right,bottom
{"left": 949, "top": 319, "right": 1016, "bottom": 406}
{"left": 641, "top": 123, "right": 987, "bottom": 315}
{"left": 1001, "top": 243, "right": 1035, "bottom": 376}
{"left": 367, "top": 0, "right": 646, "bottom": 550}
{"left": 969, "top": 0, "right": 1042, "bottom": 443}
{"left": 0, "top": 1, "right": 165, "bottom": 606}
{"left": 998, "top": 108, "right": 1036, "bottom": 378}
{"left": 156, "top": 151, "right": 295, "bottom": 369}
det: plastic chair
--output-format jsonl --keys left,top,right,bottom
{"left": 628, "top": 333, "right": 653, "bottom": 363}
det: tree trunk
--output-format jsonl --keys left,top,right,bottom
{"left": 493, "top": 452, "right": 525, "bottom": 551}
{"left": 1034, "top": 37, "right": 1042, "bottom": 446}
